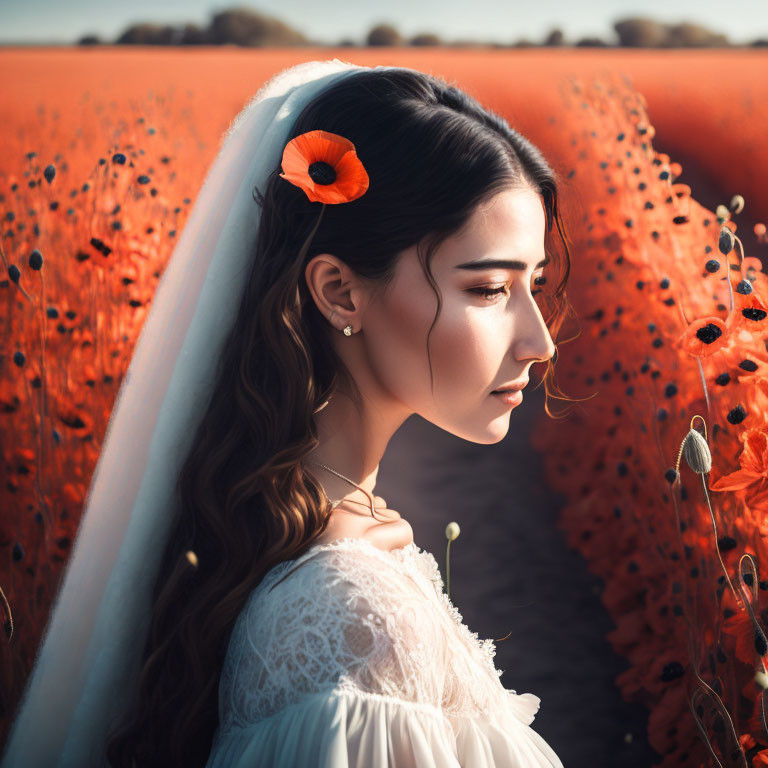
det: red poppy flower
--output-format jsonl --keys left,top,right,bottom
{"left": 726, "top": 288, "right": 768, "bottom": 336}
{"left": 710, "top": 427, "right": 768, "bottom": 507}
{"left": 674, "top": 316, "right": 729, "bottom": 358}
{"left": 279, "top": 129, "right": 369, "bottom": 205}
{"left": 740, "top": 732, "right": 757, "bottom": 754}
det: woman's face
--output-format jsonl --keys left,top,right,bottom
{"left": 362, "top": 185, "right": 556, "bottom": 444}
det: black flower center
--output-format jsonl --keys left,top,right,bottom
{"left": 308, "top": 161, "right": 336, "bottom": 185}
{"left": 696, "top": 323, "right": 723, "bottom": 344}
{"left": 743, "top": 307, "right": 767, "bottom": 322}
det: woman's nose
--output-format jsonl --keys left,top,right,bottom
{"left": 514, "top": 290, "right": 556, "bottom": 364}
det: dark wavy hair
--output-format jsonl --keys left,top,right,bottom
{"left": 104, "top": 65, "right": 578, "bottom": 767}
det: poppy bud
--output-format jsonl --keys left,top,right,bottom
{"left": 716, "top": 205, "right": 730, "bottom": 224}
{"left": 29, "top": 249, "right": 43, "bottom": 270}
{"left": 445, "top": 522, "right": 461, "bottom": 541}
{"left": 719, "top": 227, "right": 735, "bottom": 256}
{"left": 729, "top": 195, "right": 745, "bottom": 215}
{"left": 682, "top": 428, "right": 711, "bottom": 474}
{"left": 755, "top": 626, "right": 768, "bottom": 657}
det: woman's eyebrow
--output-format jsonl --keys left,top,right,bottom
{"left": 454, "top": 256, "right": 550, "bottom": 271}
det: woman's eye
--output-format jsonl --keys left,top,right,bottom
{"left": 469, "top": 286, "right": 508, "bottom": 301}
{"left": 469, "top": 272, "right": 546, "bottom": 301}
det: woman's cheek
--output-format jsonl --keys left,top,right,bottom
{"left": 366, "top": 293, "right": 435, "bottom": 399}
{"left": 433, "top": 303, "right": 498, "bottom": 393}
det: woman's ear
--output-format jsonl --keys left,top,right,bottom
{"left": 304, "top": 254, "right": 365, "bottom": 332}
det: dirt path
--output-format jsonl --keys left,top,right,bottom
{"left": 377, "top": 386, "right": 660, "bottom": 767}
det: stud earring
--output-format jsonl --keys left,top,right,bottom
{"left": 343, "top": 324, "right": 353, "bottom": 336}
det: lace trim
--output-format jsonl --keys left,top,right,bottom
{"left": 433, "top": 588, "right": 504, "bottom": 684}
{"left": 288, "top": 537, "right": 504, "bottom": 686}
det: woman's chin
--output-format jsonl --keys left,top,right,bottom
{"left": 462, "top": 418, "right": 511, "bottom": 445}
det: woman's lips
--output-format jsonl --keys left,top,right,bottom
{"left": 491, "top": 389, "right": 523, "bottom": 406}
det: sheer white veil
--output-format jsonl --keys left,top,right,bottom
{"left": 0, "top": 57, "right": 376, "bottom": 768}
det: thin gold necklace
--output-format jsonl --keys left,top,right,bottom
{"left": 308, "top": 460, "right": 378, "bottom": 517}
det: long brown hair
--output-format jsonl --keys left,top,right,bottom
{"left": 105, "top": 65, "right": 578, "bottom": 766}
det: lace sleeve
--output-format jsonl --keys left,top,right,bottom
{"left": 217, "top": 545, "right": 448, "bottom": 734}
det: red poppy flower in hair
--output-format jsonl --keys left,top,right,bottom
{"left": 279, "top": 129, "right": 369, "bottom": 204}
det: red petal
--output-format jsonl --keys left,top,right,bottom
{"left": 710, "top": 469, "right": 762, "bottom": 492}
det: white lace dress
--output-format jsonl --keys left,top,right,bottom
{"left": 205, "top": 537, "right": 564, "bottom": 767}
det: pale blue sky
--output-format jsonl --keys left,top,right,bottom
{"left": 1, "top": 0, "right": 766, "bottom": 45}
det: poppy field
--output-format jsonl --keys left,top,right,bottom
{"left": 1, "top": 47, "right": 768, "bottom": 765}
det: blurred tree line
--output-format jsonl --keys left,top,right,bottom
{"left": 76, "top": 8, "right": 768, "bottom": 47}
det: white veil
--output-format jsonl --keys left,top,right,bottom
{"left": 0, "top": 57, "right": 378, "bottom": 768}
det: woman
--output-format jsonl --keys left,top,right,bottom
{"left": 1, "top": 59, "right": 572, "bottom": 767}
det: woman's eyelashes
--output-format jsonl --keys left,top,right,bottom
{"left": 468, "top": 272, "right": 546, "bottom": 301}
{"left": 470, "top": 285, "right": 506, "bottom": 300}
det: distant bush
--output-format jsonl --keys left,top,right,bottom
{"left": 614, "top": 17, "right": 668, "bottom": 47}
{"left": 366, "top": 24, "right": 403, "bottom": 46}
{"left": 113, "top": 7, "right": 307, "bottom": 46}
{"left": 544, "top": 28, "right": 565, "bottom": 46}
{"left": 662, "top": 22, "right": 730, "bottom": 47}
{"left": 77, "top": 34, "right": 102, "bottom": 46}
{"left": 116, "top": 24, "right": 178, "bottom": 45}
{"left": 575, "top": 37, "right": 609, "bottom": 47}
{"left": 176, "top": 24, "right": 211, "bottom": 45}
{"left": 208, "top": 8, "right": 308, "bottom": 46}
{"left": 614, "top": 16, "right": 732, "bottom": 47}
{"left": 409, "top": 33, "right": 442, "bottom": 46}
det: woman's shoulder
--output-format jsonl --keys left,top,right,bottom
{"left": 218, "top": 537, "right": 446, "bottom": 734}
{"left": 262, "top": 530, "right": 415, "bottom": 598}
{"left": 314, "top": 509, "right": 415, "bottom": 553}
{"left": 248, "top": 506, "right": 421, "bottom": 612}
